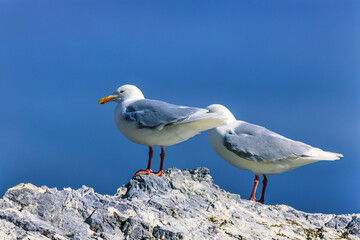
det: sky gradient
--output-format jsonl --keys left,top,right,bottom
{"left": 1, "top": 0, "right": 359, "bottom": 214}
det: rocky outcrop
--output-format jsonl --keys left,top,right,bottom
{"left": 0, "top": 167, "right": 358, "bottom": 239}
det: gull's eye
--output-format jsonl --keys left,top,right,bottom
{"left": 119, "top": 90, "right": 124, "bottom": 93}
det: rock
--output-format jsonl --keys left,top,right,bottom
{"left": 0, "top": 167, "right": 358, "bottom": 240}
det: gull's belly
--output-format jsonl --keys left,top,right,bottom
{"left": 115, "top": 118, "right": 200, "bottom": 147}
{"left": 208, "top": 129, "right": 315, "bottom": 175}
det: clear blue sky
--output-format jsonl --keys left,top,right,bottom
{"left": 1, "top": 1, "right": 359, "bottom": 214}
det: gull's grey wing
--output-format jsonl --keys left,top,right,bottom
{"left": 224, "top": 122, "right": 313, "bottom": 162}
{"left": 124, "top": 99, "right": 206, "bottom": 129}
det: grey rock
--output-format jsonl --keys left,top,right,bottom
{"left": 0, "top": 167, "right": 358, "bottom": 240}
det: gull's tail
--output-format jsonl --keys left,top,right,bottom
{"left": 301, "top": 147, "right": 343, "bottom": 161}
{"left": 176, "top": 111, "right": 227, "bottom": 132}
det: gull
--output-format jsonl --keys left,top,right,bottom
{"left": 207, "top": 104, "right": 343, "bottom": 203}
{"left": 98, "top": 84, "right": 225, "bottom": 177}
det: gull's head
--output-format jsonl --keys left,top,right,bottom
{"left": 207, "top": 104, "right": 236, "bottom": 123}
{"left": 98, "top": 84, "right": 145, "bottom": 104}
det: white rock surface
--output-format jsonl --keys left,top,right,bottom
{"left": 0, "top": 167, "right": 358, "bottom": 240}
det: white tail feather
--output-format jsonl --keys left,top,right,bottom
{"left": 302, "top": 148, "right": 343, "bottom": 161}
{"left": 179, "top": 115, "right": 226, "bottom": 132}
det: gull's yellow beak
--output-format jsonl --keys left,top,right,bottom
{"left": 98, "top": 96, "right": 116, "bottom": 104}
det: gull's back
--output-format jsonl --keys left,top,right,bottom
{"left": 114, "top": 99, "right": 226, "bottom": 146}
{"left": 209, "top": 120, "right": 342, "bottom": 174}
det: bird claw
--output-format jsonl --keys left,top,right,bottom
{"left": 132, "top": 169, "right": 152, "bottom": 178}
{"left": 152, "top": 170, "right": 164, "bottom": 176}
{"left": 249, "top": 197, "right": 265, "bottom": 204}
{"left": 248, "top": 196, "right": 257, "bottom": 201}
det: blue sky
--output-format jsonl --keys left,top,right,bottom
{"left": 0, "top": 0, "right": 359, "bottom": 214}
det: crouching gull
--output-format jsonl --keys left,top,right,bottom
{"left": 207, "top": 104, "right": 343, "bottom": 203}
{"left": 98, "top": 84, "right": 226, "bottom": 177}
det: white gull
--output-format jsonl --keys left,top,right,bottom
{"left": 98, "top": 84, "right": 225, "bottom": 177}
{"left": 207, "top": 104, "right": 343, "bottom": 203}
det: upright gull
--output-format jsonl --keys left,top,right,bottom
{"left": 207, "top": 104, "right": 343, "bottom": 203}
{"left": 98, "top": 85, "right": 225, "bottom": 177}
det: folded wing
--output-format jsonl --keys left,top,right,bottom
{"left": 224, "top": 121, "right": 341, "bottom": 162}
{"left": 124, "top": 99, "right": 217, "bottom": 129}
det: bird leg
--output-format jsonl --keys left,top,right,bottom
{"left": 146, "top": 146, "right": 154, "bottom": 170}
{"left": 257, "top": 175, "right": 268, "bottom": 204}
{"left": 133, "top": 146, "right": 153, "bottom": 177}
{"left": 153, "top": 146, "right": 165, "bottom": 176}
{"left": 248, "top": 175, "right": 259, "bottom": 201}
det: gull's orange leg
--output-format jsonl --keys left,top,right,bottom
{"left": 249, "top": 175, "right": 259, "bottom": 201}
{"left": 257, "top": 175, "right": 268, "bottom": 204}
{"left": 133, "top": 146, "right": 153, "bottom": 177}
{"left": 153, "top": 146, "right": 165, "bottom": 176}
